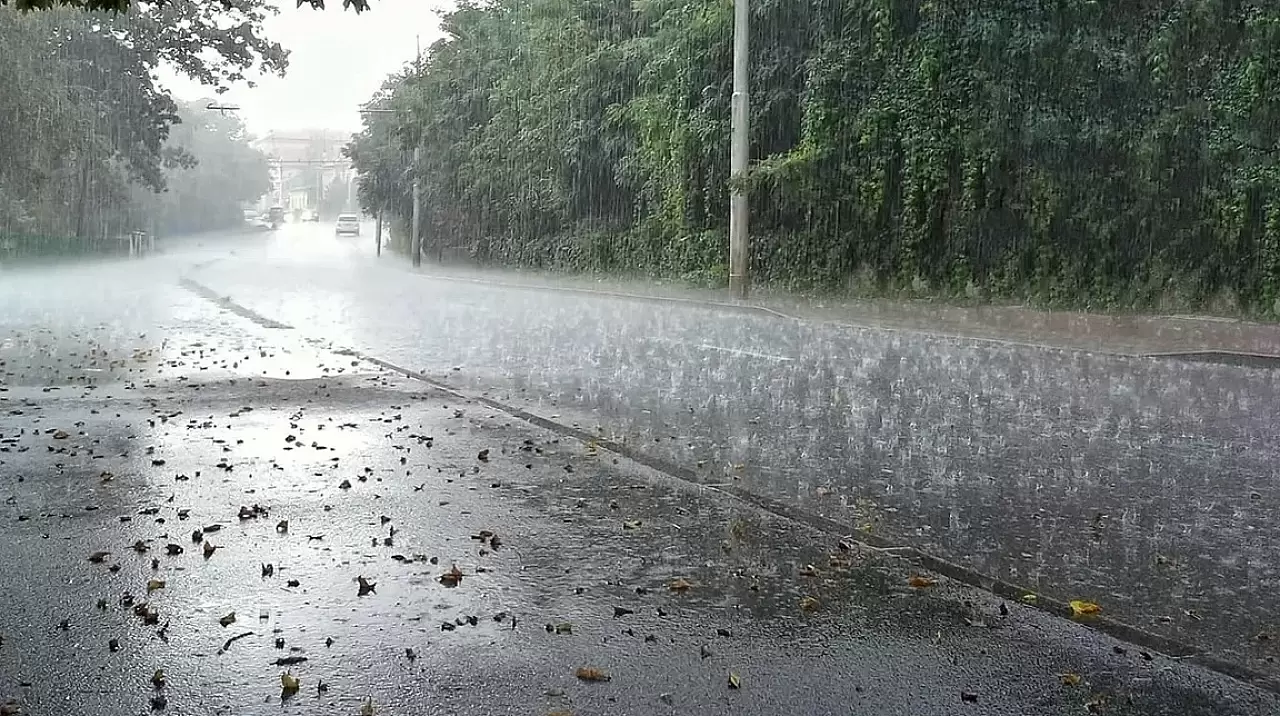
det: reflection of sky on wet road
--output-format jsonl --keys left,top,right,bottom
{"left": 184, "top": 226, "right": 1280, "bottom": 672}
{"left": 2, "top": 234, "right": 1279, "bottom": 714}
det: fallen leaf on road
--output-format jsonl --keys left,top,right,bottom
{"left": 151, "top": 670, "right": 166, "bottom": 688}
{"left": 623, "top": 520, "right": 642, "bottom": 530}
{"left": 219, "top": 612, "right": 236, "bottom": 627}
{"left": 202, "top": 542, "right": 217, "bottom": 558}
{"left": 146, "top": 579, "right": 165, "bottom": 593}
{"left": 132, "top": 540, "right": 149, "bottom": 553}
{"left": 908, "top": 575, "right": 936, "bottom": 589}
{"left": 439, "top": 564, "right": 464, "bottom": 588}
{"left": 727, "top": 672, "right": 742, "bottom": 689}
{"left": 1021, "top": 593, "right": 1038, "bottom": 604}
{"left": 357, "top": 576, "right": 376, "bottom": 596}
{"left": 53, "top": 430, "right": 69, "bottom": 440}
{"left": 575, "top": 667, "right": 610, "bottom": 682}
{"left": 361, "top": 696, "right": 375, "bottom": 716}
{"left": 280, "top": 671, "right": 300, "bottom": 697}
{"left": 613, "top": 607, "right": 634, "bottom": 618}
{"left": 1070, "top": 600, "right": 1102, "bottom": 618}
{"left": 1058, "top": 672, "right": 1082, "bottom": 686}
{"left": 88, "top": 551, "right": 111, "bottom": 563}
{"left": 669, "top": 578, "right": 692, "bottom": 592}
{"left": 799, "top": 596, "right": 820, "bottom": 613}
{"left": 273, "top": 656, "right": 308, "bottom": 666}
{"left": 134, "top": 603, "right": 159, "bottom": 625}
{"left": 477, "top": 449, "right": 490, "bottom": 462}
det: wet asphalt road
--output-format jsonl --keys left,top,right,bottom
{"left": 170, "top": 224, "right": 1280, "bottom": 677}
{"left": 0, "top": 227, "right": 1277, "bottom": 713}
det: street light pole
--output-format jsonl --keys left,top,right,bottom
{"left": 728, "top": 0, "right": 751, "bottom": 300}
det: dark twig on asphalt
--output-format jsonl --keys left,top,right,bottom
{"left": 218, "top": 631, "right": 255, "bottom": 654}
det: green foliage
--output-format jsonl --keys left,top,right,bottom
{"left": 135, "top": 101, "right": 271, "bottom": 235}
{"left": 0, "top": 1, "right": 278, "bottom": 251}
{"left": 2, "top": 0, "right": 369, "bottom": 14}
{"left": 349, "top": 0, "right": 1280, "bottom": 315}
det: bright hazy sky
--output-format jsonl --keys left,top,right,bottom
{"left": 162, "top": 1, "right": 448, "bottom": 138}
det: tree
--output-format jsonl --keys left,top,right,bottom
{"left": 2, "top": 0, "right": 371, "bottom": 13}
{"left": 136, "top": 100, "right": 271, "bottom": 235}
{"left": 346, "top": 0, "right": 1280, "bottom": 314}
{"left": 0, "top": 0, "right": 290, "bottom": 251}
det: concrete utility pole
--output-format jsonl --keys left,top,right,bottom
{"left": 410, "top": 36, "right": 424, "bottom": 268}
{"left": 728, "top": 0, "right": 751, "bottom": 300}
{"left": 411, "top": 144, "right": 422, "bottom": 267}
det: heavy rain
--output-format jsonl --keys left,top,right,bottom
{"left": 1, "top": 1, "right": 1279, "bottom": 714}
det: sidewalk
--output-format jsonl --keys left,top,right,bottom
{"left": 0, "top": 299, "right": 1276, "bottom": 714}
{"left": 402, "top": 260, "right": 1280, "bottom": 358}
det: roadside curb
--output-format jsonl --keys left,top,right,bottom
{"left": 177, "top": 271, "right": 1280, "bottom": 697}
{"left": 398, "top": 267, "right": 1280, "bottom": 366}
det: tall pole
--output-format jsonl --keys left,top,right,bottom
{"left": 410, "top": 35, "right": 424, "bottom": 268}
{"left": 728, "top": 0, "right": 751, "bottom": 300}
{"left": 411, "top": 144, "right": 422, "bottom": 267}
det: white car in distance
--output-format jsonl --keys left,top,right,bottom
{"left": 335, "top": 214, "right": 361, "bottom": 236}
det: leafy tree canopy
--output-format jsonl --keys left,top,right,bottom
{"left": 1, "top": 0, "right": 370, "bottom": 13}
{"left": 348, "top": 0, "right": 1280, "bottom": 316}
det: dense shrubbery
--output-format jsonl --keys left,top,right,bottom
{"left": 350, "top": 0, "right": 1280, "bottom": 314}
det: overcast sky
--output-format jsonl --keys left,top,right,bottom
{"left": 162, "top": 1, "right": 448, "bottom": 138}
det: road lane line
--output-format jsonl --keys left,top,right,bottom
{"left": 649, "top": 336, "right": 793, "bottom": 362}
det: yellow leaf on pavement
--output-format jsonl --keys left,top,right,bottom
{"left": 669, "top": 578, "right": 692, "bottom": 592}
{"left": 146, "top": 579, "right": 165, "bottom": 593}
{"left": 1069, "top": 600, "right": 1102, "bottom": 617}
{"left": 280, "top": 671, "right": 300, "bottom": 696}
{"left": 575, "top": 667, "right": 610, "bottom": 682}
{"left": 1058, "top": 672, "right": 1082, "bottom": 686}
{"left": 728, "top": 672, "right": 742, "bottom": 689}
{"left": 908, "top": 575, "right": 936, "bottom": 588}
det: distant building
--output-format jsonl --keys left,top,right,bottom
{"left": 251, "top": 129, "right": 354, "bottom": 212}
